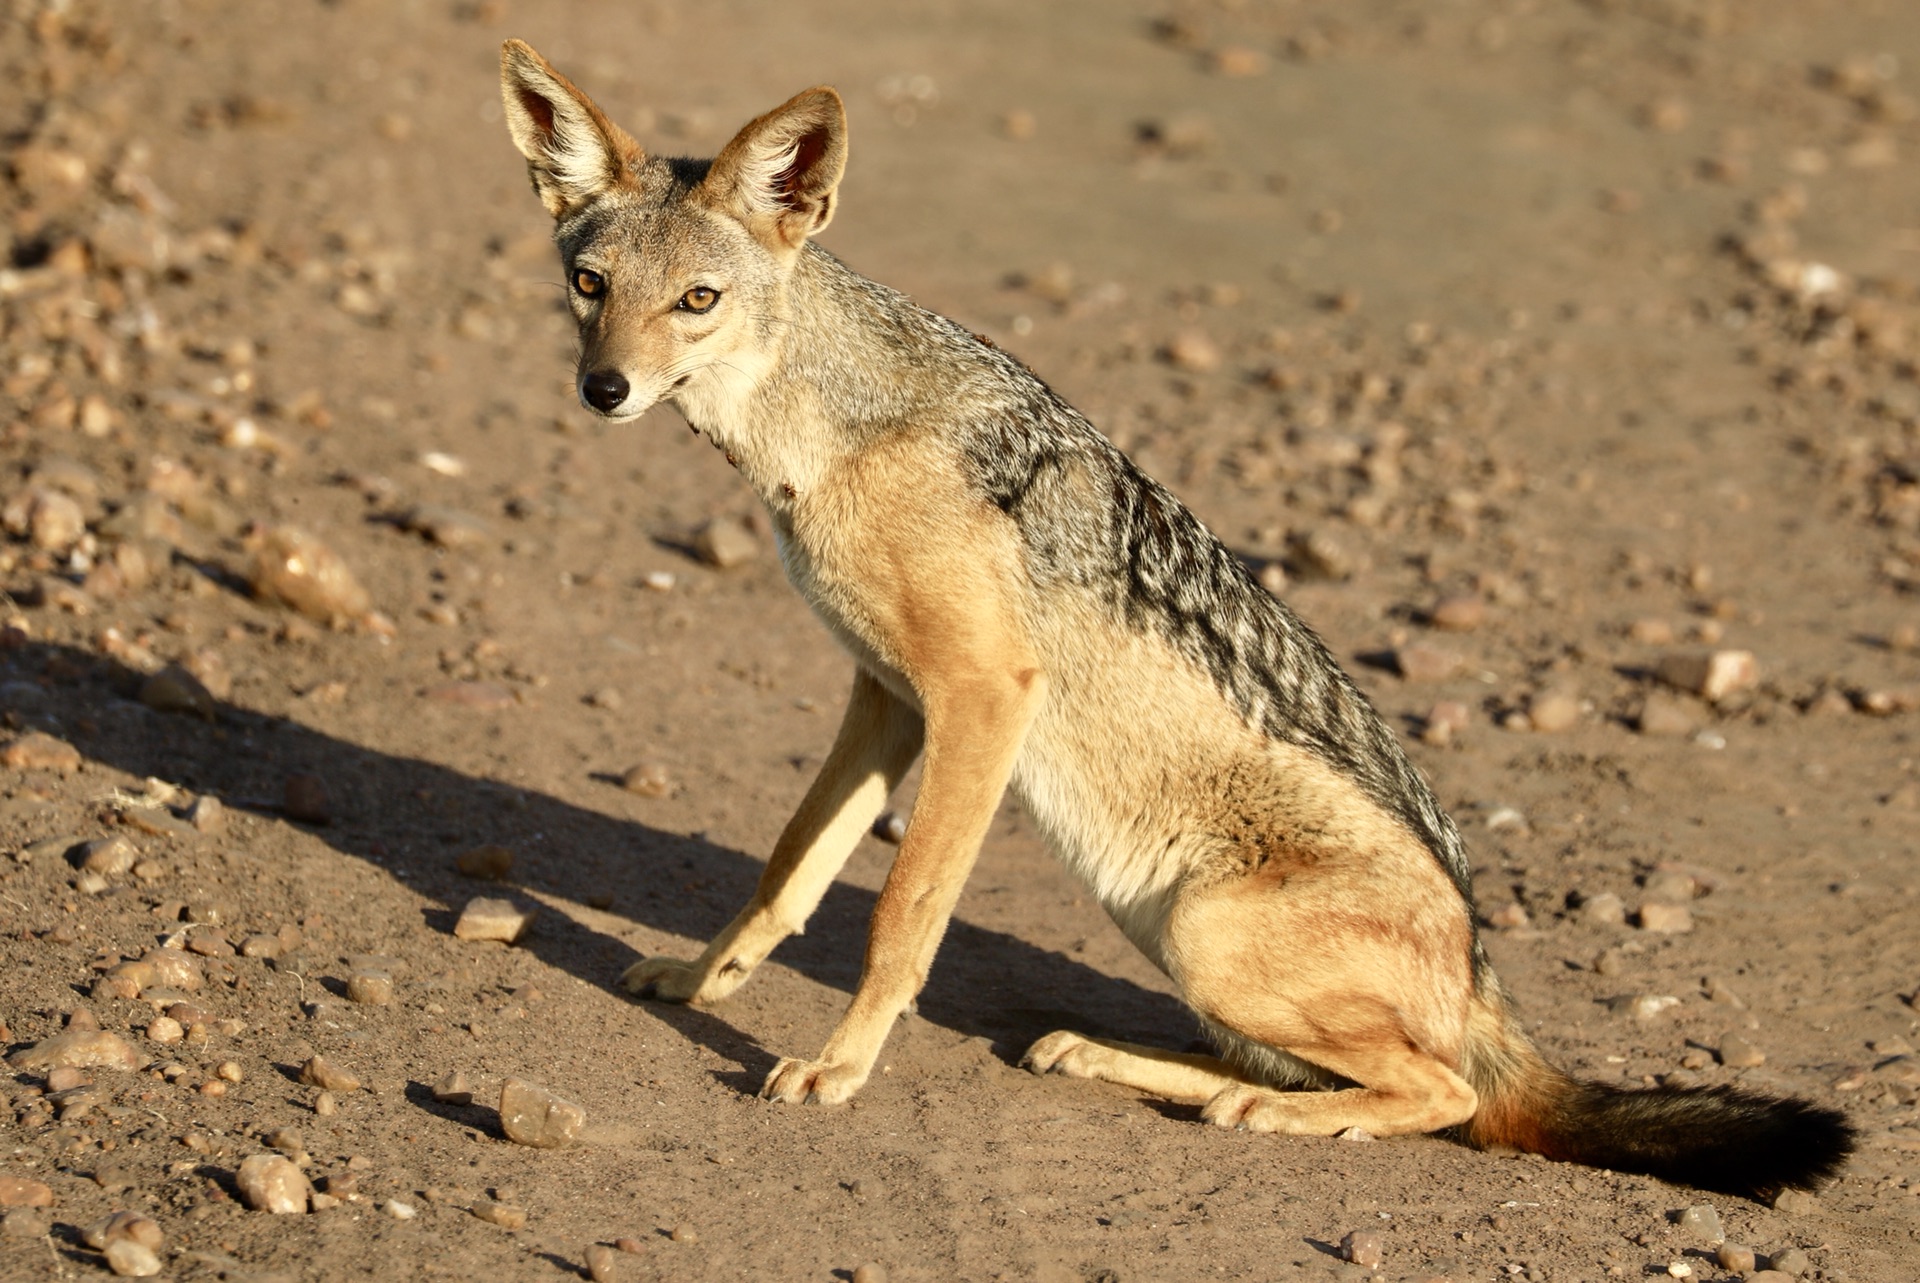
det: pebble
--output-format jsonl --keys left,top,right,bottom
{"left": 384, "top": 1198, "right": 417, "bottom": 1220}
{"left": 103, "top": 1240, "right": 162, "bottom": 1277}
{"left": 1163, "top": 330, "right": 1223, "bottom": 373}
{"left": 85, "top": 1210, "right": 164, "bottom": 1251}
{"left": 456, "top": 844, "right": 515, "bottom": 880}
{"left": 1636, "top": 692, "right": 1698, "bottom": 736}
{"left": 1288, "top": 528, "right": 1362, "bottom": 581}
{"left": 584, "top": 1243, "right": 618, "bottom": 1281}
{"left": 1395, "top": 643, "right": 1461, "bottom": 683}
{"left": 1637, "top": 903, "right": 1694, "bottom": 933}
{"left": 139, "top": 665, "right": 216, "bottom": 718}
{"left": 1429, "top": 594, "right": 1485, "bottom": 631}
{"left": 1655, "top": 650, "right": 1759, "bottom": 703}
{"left": 1676, "top": 1204, "right": 1724, "bottom": 1243}
{"left": 314, "top": 1091, "right": 338, "bottom": 1116}
{"left": 77, "top": 834, "right": 139, "bottom": 876}
{"left": 670, "top": 1225, "right": 699, "bottom": 1244}
{"left": 1717, "top": 1244, "right": 1757, "bottom": 1273}
{"left": 692, "top": 516, "right": 757, "bottom": 568}
{"left": 185, "top": 795, "right": 227, "bottom": 834}
{"left": 1419, "top": 700, "right": 1472, "bottom": 747}
{"left": 619, "top": 763, "right": 672, "bottom": 797}
{"left": 499, "top": 1077, "right": 586, "bottom": 1148}
{"left": 425, "top": 680, "right": 519, "bottom": 709}
{"left": 47, "top": 1066, "right": 90, "bottom": 1091}
{"left": 404, "top": 505, "right": 493, "bottom": 550}
{"left": 851, "top": 1266, "right": 889, "bottom": 1283}
{"left": 7, "top": 1028, "right": 141, "bottom": 1072}
{"left": 346, "top": 970, "right": 394, "bottom": 1005}
{"left": 0, "top": 1176, "right": 53, "bottom": 1207}
{"left": 615, "top": 1237, "right": 646, "bottom": 1254}
{"left": 143, "top": 949, "right": 203, "bottom": 990}
{"left": 1527, "top": 690, "right": 1581, "bottom": 733}
{"left": 455, "top": 896, "right": 537, "bottom": 944}
{"left": 2, "top": 1207, "right": 50, "bottom": 1239}
{"left": 240, "top": 933, "right": 282, "bottom": 959}
{"left": 282, "top": 772, "right": 332, "bottom": 824}
{"left": 1210, "top": 45, "right": 1269, "bottom": 77}
{"left": 299, "top": 1054, "right": 360, "bottom": 1093}
{"left": 1, "top": 731, "right": 82, "bottom": 772}
{"left": 1484, "top": 902, "right": 1529, "bottom": 930}
{"left": 1772, "top": 1189, "right": 1818, "bottom": 1216}
{"left": 4, "top": 486, "right": 86, "bottom": 550}
{"left": 1769, "top": 1246, "right": 1810, "bottom": 1273}
{"left": 187, "top": 929, "right": 234, "bottom": 957}
{"left": 146, "top": 1015, "right": 184, "bottom": 1044}
{"left": 1622, "top": 994, "right": 1681, "bottom": 1021}
{"left": 873, "top": 810, "right": 908, "bottom": 843}
{"left": 1339, "top": 1229, "right": 1385, "bottom": 1268}
{"left": 1642, "top": 869, "right": 1699, "bottom": 902}
{"left": 216, "top": 1060, "right": 243, "bottom": 1082}
{"left": 246, "top": 525, "right": 373, "bottom": 624}
{"left": 1580, "top": 891, "right": 1627, "bottom": 926}
{"left": 236, "top": 1153, "right": 310, "bottom": 1214}
{"left": 472, "top": 1201, "right": 528, "bottom": 1229}
{"left": 432, "top": 1069, "right": 475, "bottom": 1105}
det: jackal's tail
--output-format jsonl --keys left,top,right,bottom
{"left": 1459, "top": 977, "right": 1854, "bottom": 1200}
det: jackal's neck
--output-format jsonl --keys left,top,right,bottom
{"left": 669, "top": 245, "right": 942, "bottom": 510}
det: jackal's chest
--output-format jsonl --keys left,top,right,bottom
{"left": 771, "top": 521, "right": 923, "bottom": 712}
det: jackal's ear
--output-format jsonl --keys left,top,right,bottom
{"left": 702, "top": 88, "right": 847, "bottom": 251}
{"left": 500, "top": 39, "right": 642, "bottom": 219}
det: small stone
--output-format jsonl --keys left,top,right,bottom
{"left": 619, "top": 763, "right": 672, "bottom": 797}
{"left": 1429, "top": 595, "right": 1485, "bottom": 632}
{"left": 383, "top": 1198, "right": 417, "bottom": 1220}
{"left": 1636, "top": 692, "right": 1698, "bottom": 736}
{"left": 432, "top": 1070, "right": 474, "bottom": 1105}
{"left": 142, "top": 949, "right": 203, "bottom": 990}
{"left": 0, "top": 1176, "right": 53, "bottom": 1208}
{"left": 77, "top": 835, "right": 139, "bottom": 876}
{"left": 2, "top": 1207, "right": 50, "bottom": 1239}
{"left": 1717, "top": 1244, "right": 1757, "bottom": 1273}
{"left": 299, "top": 1054, "right": 360, "bottom": 1093}
{"left": 2, "top": 731, "right": 82, "bottom": 772}
{"left": 8, "top": 1028, "right": 142, "bottom": 1072}
{"left": 472, "top": 1201, "right": 528, "bottom": 1229}
{"left": 146, "top": 1015, "right": 184, "bottom": 1045}
{"left": 615, "top": 1237, "right": 645, "bottom": 1254}
{"left": 403, "top": 505, "right": 493, "bottom": 551}
{"left": 1527, "top": 690, "right": 1581, "bottom": 733}
{"left": 282, "top": 773, "right": 331, "bottom": 825}
{"left": 691, "top": 516, "right": 757, "bottom": 568}
{"left": 455, "top": 897, "right": 537, "bottom": 943}
{"left": 184, "top": 795, "right": 227, "bottom": 834}
{"left": 239, "top": 933, "right": 282, "bottom": 959}
{"left": 585, "top": 687, "right": 622, "bottom": 710}
{"left": 1771, "top": 1189, "right": 1818, "bottom": 1217}
{"left": 1622, "top": 994, "right": 1681, "bottom": 1021}
{"left": 1580, "top": 891, "right": 1628, "bottom": 926}
{"left": 1485, "top": 902, "right": 1529, "bottom": 930}
{"left": 1340, "top": 1229, "right": 1384, "bottom": 1268}
{"left": 1676, "top": 1204, "right": 1724, "bottom": 1243}
{"left": 103, "top": 1240, "right": 162, "bottom": 1277}
{"left": 7, "top": 487, "right": 86, "bottom": 551}
{"left": 456, "top": 844, "right": 514, "bottom": 880}
{"left": 1642, "top": 869, "right": 1699, "bottom": 903}
{"left": 1210, "top": 44, "right": 1269, "bottom": 77}
{"left": 216, "top": 1060, "right": 243, "bottom": 1082}
{"left": 1164, "top": 330, "right": 1223, "bottom": 373}
{"left": 584, "top": 1243, "right": 618, "bottom": 1281}
{"left": 873, "top": 811, "right": 908, "bottom": 844}
{"left": 1655, "top": 650, "right": 1759, "bottom": 703}
{"left": 500, "top": 1077, "right": 586, "bottom": 1148}
{"left": 1395, "top": 643, "right": 1461, "bottom": 683}
{"left": 313, "top": 1091, "right": 338, "bottom": 1117}
{"left": 85, "top": 1210, "right": 164, "bottom": 1251}
{"left": 425, "top": 680, "right": 518, "bottom": 709}
{"left": 139, "top": 665, "right": 216, "bottom": 718}
{"left": 1288, "top": 528, "right": 1362, "bottom": 581}
{"left": 1637, "top": 903, "right": 1694, "bottom": 933}
{"left": 1335, "top": 1126, "right": 1375, "bottom": 1142}
{"left": 1758, "top": 1244, "right": 1804, "bottom": 1275}
{"left": 1666, "top": 1262, "right": 1694, "bottom": 1279}
{"left": 236, "top": 1153, "right": 310, "bottom": 1214}
{"left": 346, "top": 971, "right": 394, "bottom": 1005}
{"left": 187, "top": 929, "right": 234, "bottom": 958}
{"left": 309, "top": 1192, "right": 341, "bottom": 1211}
{"left": 669, "top": 1225, "right": 699, "bottom": 1244}
{"left": 245, "top": 525, "right": 373, "bottom": 625}
{"left": 999, "top": 109, "right": 1037, "bottom": 140}
{"left": 851, "top": 1266, "right": 889, "bottom": 1283}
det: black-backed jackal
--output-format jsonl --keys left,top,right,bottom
{"left": 499, "top": 40, "right": 1851, "bottom": 1199}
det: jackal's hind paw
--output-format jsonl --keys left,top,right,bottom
{"left": 620, "top": 955, "right": 705, "bottom": 1003}
{"left": 1021, "top": 1030, "right": 1098, "bottom": 1077}
{"left": 760, "top": 1056, "right": 867, "bottom": 1106}
{"left": 1201, "top": 1085, "right": 1309, "bottom": 1134}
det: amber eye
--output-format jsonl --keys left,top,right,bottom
{"left": 572, "top": 268, "right": 604, "bottom": 298}
{"left": 677, "top": 286, "right": 720, "bottom": 314}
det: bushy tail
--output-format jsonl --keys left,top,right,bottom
{"left": 1459, "top": 980, "right": 1854, "bottom": 1200}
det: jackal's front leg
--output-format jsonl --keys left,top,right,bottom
{"left": 623, "top": 667, "right": 922, "bottom": 1005}
{"left": 761, "top": 661, "right": 1044, "bottom": 1105}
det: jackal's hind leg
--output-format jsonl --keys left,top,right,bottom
{"left": 1022, "top": 1031, "right": 1259, "bottom": 1104}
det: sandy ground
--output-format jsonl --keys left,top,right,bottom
{"left": 2, "top": 0, "right": 1919, "bottom": 1279}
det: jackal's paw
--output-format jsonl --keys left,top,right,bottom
{"left": 1021, "top": 1030, "right": 1099, "bottom": 1078}
{"left": 1201, "top": 1085, "right": 1304, "bottom": 1134}
{"left": 620, "top": 955, "right": 705, "bottom": 1003}
{"left": 760, "top": 1056, "right": 867, "bottom": 1106}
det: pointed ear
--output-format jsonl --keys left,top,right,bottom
{"left": 701, "top": 88, "right": 848, "bottom": 251}
{"left": 500, "top": 39, "right": 642, "bottom": 219}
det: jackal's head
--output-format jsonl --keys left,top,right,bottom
{"left": 500, "top": 40, "right": 846, "bottom": 423}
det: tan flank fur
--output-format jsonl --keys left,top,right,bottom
{"left": 498, "top": 40, "right": 1852, "bottom": 1197}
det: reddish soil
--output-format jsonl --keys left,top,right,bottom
{"left": 2, "top": 2, "right": 1918, "bottom": 1280}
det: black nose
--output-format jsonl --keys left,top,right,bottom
{"left": 580, "top": 370, "right": 630, "bottom": 414}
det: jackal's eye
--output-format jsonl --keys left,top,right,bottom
{"left": 572, "top": 268, "right": 604, "bottom": 298}
{"left": 676, "top": 286, "right": 720, "bottom": 314}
